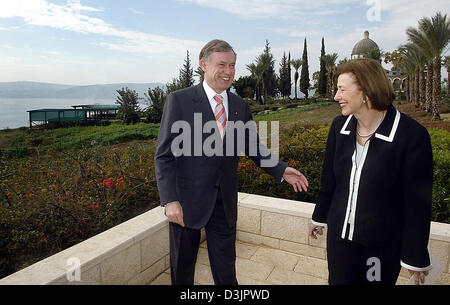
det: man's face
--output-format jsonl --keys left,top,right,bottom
{"left": 200, "top": 51, "right": 236, "bottom": 94}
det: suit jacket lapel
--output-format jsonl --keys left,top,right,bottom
{"left": 226, "top": 90, "right": 238, "bottom": 123}
{"left": 193, "top": 83, "right": 215, "bottom": 122}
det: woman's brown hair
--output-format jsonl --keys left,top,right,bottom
{"left": 334, "top": 58, "right": 395, "bottom": 111}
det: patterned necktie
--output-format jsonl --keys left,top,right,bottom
{"left": 213, "top": 94, "right": 227, "bottom": 140}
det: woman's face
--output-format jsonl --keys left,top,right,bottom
{"left": 334, "top": 72, "right": 366, "bottom": 116}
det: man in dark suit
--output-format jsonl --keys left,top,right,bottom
{"left": 155, "top": 39, "right": 308, "bottom": 285}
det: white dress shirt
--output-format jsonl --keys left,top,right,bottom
{"left": 202, "top": 80, "right": 229, "bottom": 119}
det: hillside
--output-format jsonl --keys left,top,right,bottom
{"left": 0, "top": 81, "right": 165, "bottom": 99}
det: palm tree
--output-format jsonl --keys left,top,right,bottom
{"left": 247, "top": 52, "right": 274, "bottom": 104}
{"left": 444, "top": 55, "right": 450, "bottom": 95}
{"left": 290, "top": 59, "right": 302, "bottom": 100}
{"left": 247, "top": 62, "right": 264, "bottom": 104}
{"left": 257, "top": 52, "right": 275, "bottom": 104}
{"left": 407, "top": 26, "right": 435, "bottom": 112}
{"left": 402, "top": 44, "right": 427, "bottom": 108}
{"left": 407, "top": 12, "right": 450, "bottom": 120}
{"left": 398, "top": 49, "right": 416, "bottom": 104}
{"left": 323, "top": 53, "right": 339, "bottom": 98}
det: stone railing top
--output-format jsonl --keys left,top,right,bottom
{"left": 238, "top": 192, "right": 450, "bottom": 243}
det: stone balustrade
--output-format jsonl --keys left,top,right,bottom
{"left": 1, "top": 192, "right": 448, "bottom": 285}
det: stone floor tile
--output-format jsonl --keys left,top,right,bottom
{"left": 237, "top": 273, "right": 271, "bottom": 285}
{"left": 293, "top": 255, "right": 328, "bottom": 279}
{"left": 194, "top": 263, "right": 214, "bottom": 285}
{"left": 250, "top": 247, "right": 299, "bottom": 271}
{"left": 235, "top": 257, "right": 274, "bottom": 281}
{"left": 236, "top": 241, "right": 259, "bottom": 259}
{"left": 196, "top": 247, "right": 210, "bottom": 266}
{"left": 266, "top": 267, "right": 327, "bottom": 285}
{"left": 149, "top": 272, "right": 171, "bottom": 285}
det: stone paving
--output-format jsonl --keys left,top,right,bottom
{"left": 149, "top": 240, "right": 329, "bottom": 285}
{"left": 147, "top": 239, "right": 431, "bottom": 285}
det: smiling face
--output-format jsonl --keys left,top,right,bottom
{"left": 334, "top": 72, "right": 367, "bottom": 116}
{"left": 200, "top": 50, "right": 236, "bottom": 94}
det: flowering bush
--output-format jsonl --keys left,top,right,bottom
{"left": 238, "top": 123, "right": 329, "bottom": 203}
{"left": 237, "top": 124, "right": 450, "bottom": 224}
{"left": 0, "top": 122, "right": 448, "bottom": 279}
{"left": 0, "top": 141, "right": 159, "bottom": 278}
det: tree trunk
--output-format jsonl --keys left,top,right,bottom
{"left": 329, "top": 71, "right": 335, "bottom": 99}
{"left": 425, "top": 61, "right": 433, "bottom": 113}
{"left": 405, "top": 76, "right": 410, "bottom": 103}
{"left": 432, "top": 57, "right": 441, "bottom": 120}
{"left": 414, "top": 68, "right": 420, "bottom": 107}
{"left": 419, "top": 67, "right": 426, "bottom": 109}
{"left": 294, "top": 72, "right": 299, "bottom": 100}
{"left": 447, "top": 68, "right": 449, "bottom": 96}
{"left": 409, "top": 76, "right": 414, "bottom": 104}
{"left": 263, "top": 82, "right": 267, "bottom": 105}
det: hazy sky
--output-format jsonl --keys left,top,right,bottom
{"left": 0, "top": 0, "right": 448, "bottom": 85}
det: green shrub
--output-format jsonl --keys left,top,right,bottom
{"left": 1, "top": 119, "right": 448, "bottom": 279}
{"left": 0, "top": 142, "right": 160, "bottom": 278}
{"left": 238, "top": 124, "right": 450, "bottom": 223}
{"left": 238, "top": 123, "right": 329, "bottom": 204}
{"left": 0, "top": 123, "right": 159, "bottom": 159}
{"left": 429, "top": 128, "right": 450, "bottom": 223}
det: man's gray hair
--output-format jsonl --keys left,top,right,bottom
{"left": 199, "top": 39, "right": 237, "bottom": 63}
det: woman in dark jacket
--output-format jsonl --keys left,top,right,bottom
{"left": 309, "top": 59, "right": 433, "bottom": 285}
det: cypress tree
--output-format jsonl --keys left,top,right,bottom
{"left": 318, "top": 37, "right": 327, "bottom": 96}
{"left": 263, "top": 40, "right": 278, "bottom": 98}
{"left": 278, "top": 52, "right": 291, "bottom": 99}
{"left": 179, "top": 50, "right": 194, "bottom": 88}
{"left": 299, "top": 38, "right": 310, "bottom": 99}
{"left": 288, "top": 52, "right": 292, "bottom": 98}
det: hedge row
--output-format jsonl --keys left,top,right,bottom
{"left": 0, "top": 123, "right": 448, "bottom": 279}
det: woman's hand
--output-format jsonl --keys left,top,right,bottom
{"left": 309, "top": 223, "right": 324, "bottom": 239}
{"left": 408, "top": 269, "right": 429, "bottom": 285}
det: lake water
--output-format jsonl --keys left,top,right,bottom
{"left": 0, "top": 91, "right": 317, "bottom": 130}
{"left": 0, "top": 98, "right": 128, "bottom": 130}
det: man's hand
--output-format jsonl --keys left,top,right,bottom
{"left": 164, "top": 201, "right": 185, "bottom": 227}
{"left": 283, "top": 167, "right": 308, "bottom": 192}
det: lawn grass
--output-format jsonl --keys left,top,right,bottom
{"left": 0, "top": 121, "right": 160, "bottom": 158}
{"left": 253, "top": 102, "right": 341, "bottom": 126}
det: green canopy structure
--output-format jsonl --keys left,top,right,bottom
{"left": 27, "top": 104, "right": 119, "bottom": 128}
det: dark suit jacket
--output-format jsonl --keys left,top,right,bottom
{"left": 312, "top": 104, "right": 433, "bottom": 269}
{"left": 155, "top": 84, "right": 287, "bottom": 229}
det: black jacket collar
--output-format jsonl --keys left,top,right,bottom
{"left": 339, "top": 104, "right": 400, "bottom": 143}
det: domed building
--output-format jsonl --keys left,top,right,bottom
{"left": 351, "top": 31, "right": 406, "bottom": 93}
{"left": 351, "top": 31, "right": 380, "bottom": 59}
